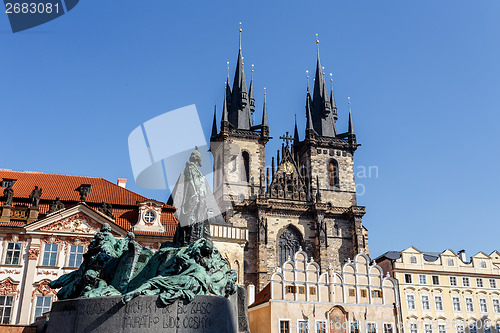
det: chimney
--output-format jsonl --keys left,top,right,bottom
{"left": 458, "top": 250, "right": 466, "bottom": 263}
{"left": 117, "top": 178, "right": 127, "bottom": 188}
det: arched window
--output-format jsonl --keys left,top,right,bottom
{"left": 241, "top": 151, "right": 250, "bottom": 182}
{"left": 410, "top": 256, "right": 417, "bottom": 264}
{"left": 278, "top": 227, "right": 302, "bottom": 266}
{"left": 480, "top": 260, "right": 487, "bottom": 268}
{"left": 328, "top": 160, "right": 339, "bottom": 187}
{"left": 334, "top": 224, "right": 340, "bottom": 236}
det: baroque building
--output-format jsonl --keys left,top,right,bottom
{"left": 376, "top": 247, "right": 500, "bottom": 333}
{"left": 0, "top": 169, "right": 248, "bottom": 325}
{"left": 210, "top": 32, "right": 368, "bottom": 292}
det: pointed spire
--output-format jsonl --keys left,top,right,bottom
{"left": 226, "top": 61, "right": 232, "bottom": 104}
{"left": 261, "top": 88, "right": 269, "bottom": 138}
{"left": 211, "top": 103, "right": 218, "bottom": 138}
{"left": 222, "top": 85, "right": 229, "bottom": 124}
{"left": 306, "top": 96, "right": 314, "bottom": 132}
{"left": 229, "top": 23, "right": 251, "bottom": 129}
{"left": 311, "top": 34, "right": 335, "bottom": 137}
{"left": 293, "top": 114, "right": 299, "bottom": 144}
{"left": 348, "top": 97, "right": 355, "bottom": 135}
{"left": 249, "top": 64, "right": 255, "bottom": 126}
{"left": 330, "top": 73, "right": 338, "bottom": 120}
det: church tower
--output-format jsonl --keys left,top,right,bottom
{"left": 293, "top": 37, "right": 368, "bottom": 277}
{"left": 210, "top": 26, "right": 270, "bottom": 220}
{"left": 210, "top": 31, "right": 368, "bottom": 292}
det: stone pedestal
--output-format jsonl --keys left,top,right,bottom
{"left": 0, "top": 206, "right": 11, "bottom": 223}
{"left": 27, "top": 207, "right": 39, "bottom": 223}
{"left": 45, "top": 295, "right": 241, "bottom": 333}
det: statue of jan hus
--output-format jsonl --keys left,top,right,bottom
{"left": 169, "top": 147, "right": 224, "bottom": 246}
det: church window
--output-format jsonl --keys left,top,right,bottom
{"left": 349, "top": 289, "right": 355, "bottom": 297}
{"left": 286, "top": 285, "right": 296, "bottom": 293}
{"left": 334, "top": 224, "right": 340, "bottom": 236}
{"left": 309, "top": 287, "right": 316, "bottom": 295}
{"left": 298, "top": 286, "right": 305, "bottom": 294}
{"left": 278, "top": 227, "right": 302, "bottom": 266}
{"left": 328, "top": 160, "right": 339, "bottom": 187}
{"left": 361, "top": 289, "right": 367, "bottom": 297}
{"left": 372, "top": 290, "right": 382, "bottom": 298}
{"left": 241, "top": 152, "right": 250, "bottom": 182}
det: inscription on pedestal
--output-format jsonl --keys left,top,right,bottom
{"left": 46, "top": 295, "right": 237, "bottom": 333}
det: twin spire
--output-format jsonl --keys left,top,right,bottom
{"left": 214, "top": 23, "right": 268, "bottom": 137}
{"left": 305, "top": 35, "right": 354, "bottom": 139}
{"left": 212, "top": 29, "right": 355, "bottom": 142}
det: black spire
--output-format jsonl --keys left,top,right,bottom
{"left": 329, "top": 73, "right": 338, "bottom": 124}
{"left": 261, "top": 89, "right": 269, "bottom": 138}
{"left": 229, "top": 25, "right": 252, "bottom": 130}
{"left": 310, "top": 36, "right": 336, "bottom": 137}
{"left": 225, "top": 61, "right": 232, "bottom": 109}
{"left": 211, "top": 103, "right": 218, "bottom": 138}
{"left": 249, "top": 64, "right": 255, "bottom": 126}
{"left": 348, "top": 97, "right": 355, "bottom": 136}
{"left": 293, "top": 114, "right": 299, "bottom": 144}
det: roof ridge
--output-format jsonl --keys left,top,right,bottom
{"left": 0, "top": 169, "right": 103, "bottom": 179}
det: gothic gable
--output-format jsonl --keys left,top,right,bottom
{"left": 269, "top": 146, "right": 307, "bottom": 201}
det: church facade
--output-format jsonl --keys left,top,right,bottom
{"left": 210, "top": 34, "right": 369, "bottom": 292}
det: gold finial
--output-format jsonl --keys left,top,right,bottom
{"left": 315, "top": 33, "right": 319, "bottom": 44}
{"left": 348, "top": 96, "right": 351, "bottom": 105}
{"left": 306, "top": 69, "right": 309, "bottom": 79}
{"left": 264, "top": 87, "right": 266, "bottom": 95}
{"left": 330, "top": 73, "right": 333, "bottom": 82}
{"left": 239, "top": 22, "right": 242, "bottom": 32}
{"left": 251, "top": 64, "right": 254, "bottom": 73}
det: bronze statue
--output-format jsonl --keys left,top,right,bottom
{"left": 48, "top": 197, "right": 65, "bottom": 214}
{"left": 172, "top": 147, "right": 211, "bottom": 246}
{"left": 2, "top": 183, "right": 13, "bottom": 206}
{"left": 98, "top": 201, "right": 114, "bottom": 219}
{"left": 29, "top": 186, "right": 42, "bottom": 208}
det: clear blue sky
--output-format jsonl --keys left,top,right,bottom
{"left": 1, "top": 1, "right": 499, "bottom": 259}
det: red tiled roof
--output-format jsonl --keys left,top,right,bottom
{"left": 0, "top": 170, "right": 174, "bottom": 208}
{"left": 0, "top": 170, "right": 178, "bottom": 236}
{"left": 250, "top": 283, "right": 271, "bottom": 308}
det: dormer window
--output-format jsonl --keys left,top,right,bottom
{"left": 1, "top": 179, "right": 15, "bottom": 188}
{"left": 410, "top": 256, "right": 417, "bottom": 264}
{"left": 144, "top": 211, "right": 156, "bottom": 224}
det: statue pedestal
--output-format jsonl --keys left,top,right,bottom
{"left": 0, "top": 206, "right": 11, "bottom": 223}
{"left": 27, "top": 207, "right": 39, "bottom": 223}
{"left": 44, "top": 294, "right": 244, "bottom": 333}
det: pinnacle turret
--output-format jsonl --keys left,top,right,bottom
{"left": 211, "top": 104, "right": 218, "bottom": 138}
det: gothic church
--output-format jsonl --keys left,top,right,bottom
{"left": 209, "top": 32, "right": 368, "bottom": 292}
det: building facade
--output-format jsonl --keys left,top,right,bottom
{"left": 249, "top": 250, "right": 400, "bottom": 333}
{"left": 0, "top": 170, "right": 179, "bottom": 325}
{"left": 210, "top": 32, "right": 368, "bottom": 292}
{"left": 376, "top": 247, "right": 500, "bottom": 333}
